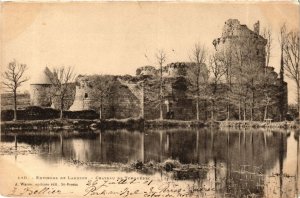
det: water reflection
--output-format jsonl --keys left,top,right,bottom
{"left": 1, "top": 129, "right": 299, "bottom": 197}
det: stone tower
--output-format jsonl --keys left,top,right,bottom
{"left": 213, "top": 19, "right": 267, "bottom": 68}
{"left": 30, "top": 67, "right": 53, "bottom": 107}
{"left": 69, "top": 75, "right": 94, "bottom": 111}
{"left": 253, "top": 20, "right": 260, "bottom": 35}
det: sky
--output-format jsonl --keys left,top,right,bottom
{"left": 1, "top": 2, "right": 299, "bottom": 104}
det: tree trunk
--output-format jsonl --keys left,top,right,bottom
{"left": 264, "top": 104, "right": 268, "bottom": 120}
{"left": 227, "top": 101, "right": 230, "bottom": 120}
{"left": 159, "top": 99, "right": 163, "bottom": 120}
{"left": 60, "top": 99, "right": 63, "bottom": 119}
{"left": 196, "top": 97, "right": 199, "bottom": 120}
{"left": 298, "top": 83, "right": 300, "bottom": 120}
{"left": 13, "top": 89, "right": 17, "bottom": 121}
{"left": 226, "top": 84, "right": 231, "bottom": 120}
{"left": 159, "top": 64, "right": 163, "bottom": 120}
{"left": 141, "top": 82, "right": 144, "bottom": 119}
{"left": 211, "top": 99, "right": 214, "bottom": 120}
{"left": 238, "top": 100, "right": 241, "bottom": 121}
{"left": 205, "top": 99, "right": 208, "bottom": 121}
{"left": 60, "top": 109, "right": 63, "bottom": 119}
{"left": 251, "top": 91, "right": 254, "bottom": 121}
{"left": 99, "top": 107, "right": 102, "bottom": 120}
{"left": 243, "top": 102, "right": 246, "bottom": 122}
{"left": 99, "top": 97, "right": 103, "bottom": 120}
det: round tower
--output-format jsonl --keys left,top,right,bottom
{"left": 30, "top": 67, "right": 53, "bottom": 107}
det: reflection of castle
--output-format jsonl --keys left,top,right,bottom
{"left": 28, "top": 19, "right": 288, "bottom": 121}
{"left": 3, "top": 129, "right": 293, "bottom": 197}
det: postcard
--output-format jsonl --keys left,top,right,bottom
{"left": 0, "top": 1, "right": 299, "bottom": 198}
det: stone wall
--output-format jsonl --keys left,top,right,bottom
{"left": 51, "top": 83, "right": 76, "bottom": 110}
{"left": 30, "top": 84, "right": 52, "bottom": 107}
{"left": 30, "top": 83, "right": 75, "bottom": 110}
{"left": 69, "top": 75, "right": 141, "bottom": 119}
{"left": 136, "top": 66, "right": 157, "bottom": 76}
{"left": 136, "top": 62, "right": 207, "bottom": 79}
{"left": 110, "top": 80, "right": 141, "bottom": 119}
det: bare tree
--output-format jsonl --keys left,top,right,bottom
{"left": 262, "top": 27, "right": 277, "bottom": 121}
{"left": 277, "top": 24, "right": 288, "bottom": 120}
{"left": 90, "top": 75, "right": 114, "bottom": 120}
{"left": 283, "top": 30, "right": 300, "bottom": 119}
{"left": 188, "top": 43, "right": 207, "bottom": 120}
{"left": 279, "top": 24, "right": 287, "bottom": 82}
{"left": 231, "top": 41, "right": 248, "bottom": 121}
{"left": 257, "top": 72, "right": 278, "bottom": 121}
{"left": 216, "top": 48, "right": 233, "bottom": 120}
{"left": 47, "top": 66, "right": 76, "bottom": 119}
{"left": 155, "top": 49, "right": 167, "bottom": 120}
{"left": 262, "top": 27, "right": 273, "bottom": 67}
{"left": 2, "top": 60, "right": 29, "bottom": 121}
{"left": 208, "top": 52, "right": 226, "bottom": 120}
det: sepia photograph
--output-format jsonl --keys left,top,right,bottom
{"left": 0, "top": 1, "right": 299, "bottom": 197}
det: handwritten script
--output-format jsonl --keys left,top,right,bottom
{"left": 8, "top": 176, "right": 211, "bottom": 197}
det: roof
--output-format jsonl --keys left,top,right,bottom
{"left": 30, "top": 67, "right": 52, "bottom": 84}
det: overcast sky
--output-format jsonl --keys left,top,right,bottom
{"left": 1, "top": 2, "right": 299, "bottom": 104}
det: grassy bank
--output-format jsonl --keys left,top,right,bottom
{"left": 1, "top": 118, "right": 145, "bottom": 131}
{"left": 144, "top": 119, "right": 210, "bottom": 129}
{"left": 1, "top": 119, "right": 95, "bottom": 131}
{"left": 1, "top": 119, "right": 299, "bottom": 131}
{"left": 219, "top": 120, "right": 299, "bottom": 129}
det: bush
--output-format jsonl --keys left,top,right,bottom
{"left": 1, "top": 106, "right": 99, "bottom": 121}
{"left": 63, "top": 110, "right": 99, "bottom": 120}
{"left": 162, "top": 159, "right": 181, "bottom": 172}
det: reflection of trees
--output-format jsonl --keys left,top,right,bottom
{"left": 144, "top": 129, "right": 287, "bottom": 197}
{"left": 296, "top": 132, "right": 299, "bottom": 196}
{"left": 1, "top": 130, "right": 287, "bottom": 169}
{"left": 1, "top": 129, "right": 292, "bottom": 197}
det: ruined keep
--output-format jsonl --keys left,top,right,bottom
{"left": 212, "top": 19, "right": 288, "bottom": 121}
{"left": 213, "top": 19, "right": 267, "bottom": 69}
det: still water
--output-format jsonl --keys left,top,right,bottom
{"left": 0, "top": 129, "right": 299, "bottom": 198}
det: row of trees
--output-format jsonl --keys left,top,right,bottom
{"left": 1, "top": 61, "right": 76, "bottom": 120}
{"left": 153, "top": 25, "right": 299, "bottom": 121}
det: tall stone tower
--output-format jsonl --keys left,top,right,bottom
{"left": 30, "top": 67, "right": 53, "bottom": 107}
{"left": 213, "top": 19, "right": 267, "bottom": 68}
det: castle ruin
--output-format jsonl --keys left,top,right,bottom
{"left": 28, "top": 19, "right": 288, "bottom": 121}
